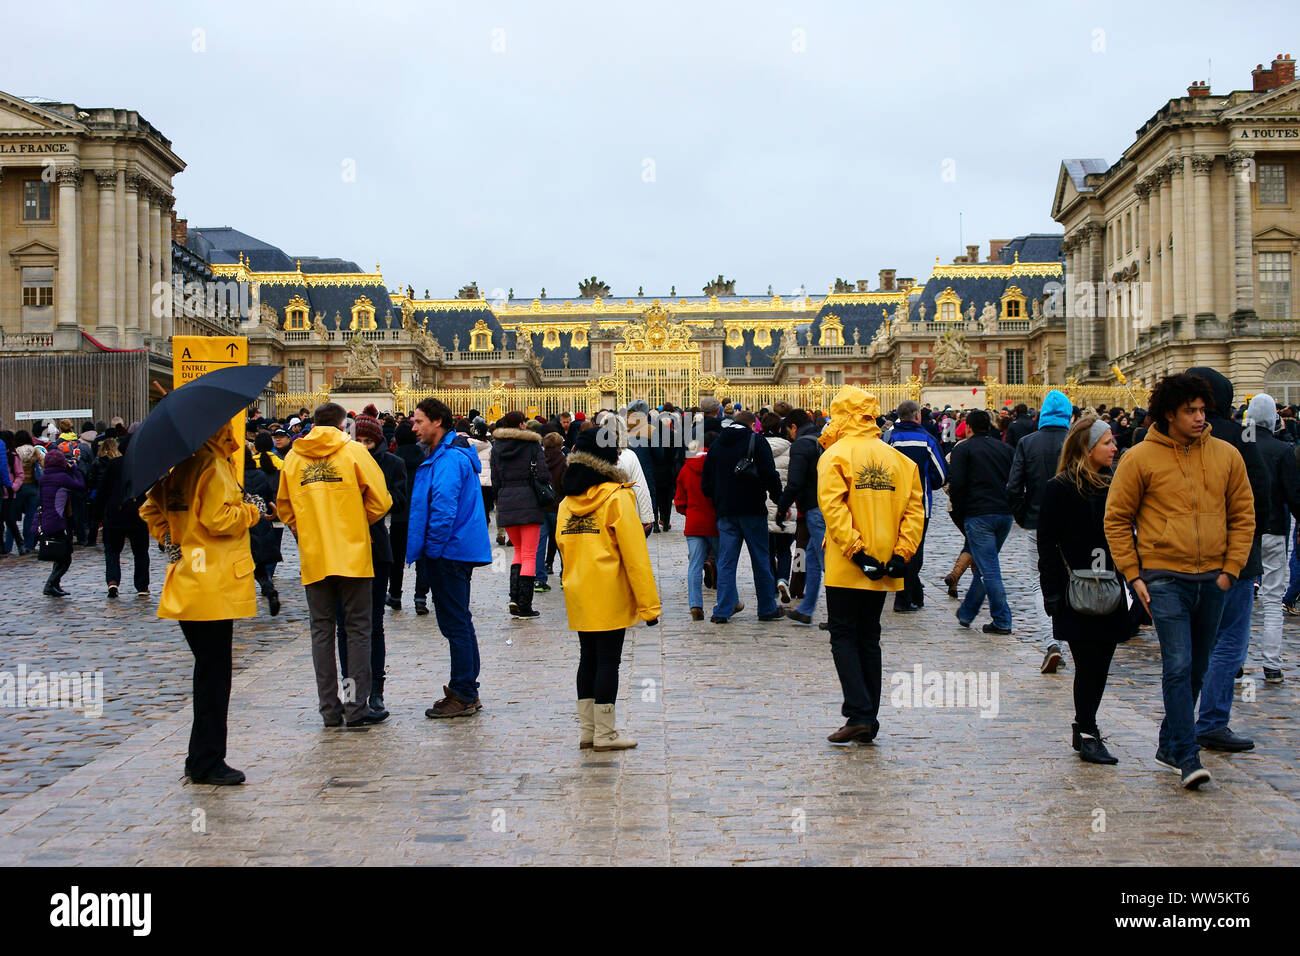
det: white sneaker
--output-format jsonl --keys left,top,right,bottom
{"left": 777, "top": 579, "right": 791, "bottom": 604}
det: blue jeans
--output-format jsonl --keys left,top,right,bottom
{"left": 422, "top": 557, "right": 481, "bottom": 703}
{"left": 1146, "top": 577, "right": 1227, "bottom": 768}
{"left": 797, "top": 507, "right": 825, "bottom": 617}
{"left": 1195, "top": 574, "right": 1256, "bottom": 736}
{"left": 712, "top": 514, "right": 777, "bottom": 619}
{"left": 686, "top": 534, "right": 719, "bottom": 610}
{"left": 958, "top": 514, "right": 1013, "bottom": 629}
{"left": 4, "top": 483, "right": 38, "bottom": 552}
{"left": 535, "top": 512, "right": 558, "bottom": 585}
{"left": 1284, "top": 523, "right": 1300, "bottom": 606}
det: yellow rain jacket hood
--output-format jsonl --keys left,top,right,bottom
{"left": 276, "top": 425, "right": 392, "bottom": 585}
{"left": 816, "top": 385, "right": 926, "bottom": 592}
{"left": 554, "top": 452, "right": 661, "bottom": 631}
{"left": 140, "top": 423, "right": 263, "bottom": 621}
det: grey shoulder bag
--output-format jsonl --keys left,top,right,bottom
{"left": 1057, "top": 545, "right": 1123, "bottom": 616}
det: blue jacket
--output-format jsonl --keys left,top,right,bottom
{"left": 886, "top": 420, "right": 947, "bottom": 518}
{"left": 0, "top": 439, "right": 10, "bottom": 492}
{"left": 406, "top": 430, "right": 492, "bottom": 566}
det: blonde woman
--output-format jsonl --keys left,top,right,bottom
{"left": 1036, "top": 417, "right": 1127, "bottom": 765}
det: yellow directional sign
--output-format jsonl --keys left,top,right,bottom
{"left": 174, "top": 336, "right": 248, "bottom": 481}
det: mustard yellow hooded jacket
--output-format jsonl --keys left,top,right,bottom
{"left": 140, "top": 423, "right": 263, "bottom": 621}
{"left": 816, "top": 386, "right": 926, "bottom": 592}
{"left": 276, "top": 426, "right": 392, "bottom": 585}
{"left": 554, "top": 452, "right": 662, "bottom": 631}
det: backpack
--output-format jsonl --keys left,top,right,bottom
{"left": 56, "top": 438, "right": 82, "bottom": 465}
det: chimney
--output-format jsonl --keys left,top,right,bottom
{"left": 897, "top": 277, "right": 915, "bottom": 293}
{"left": 1187, "top": 80, "right": 1210, "bottom": 97}
{"left": 1254, "top": 60, "right": 1277, "bottom": 92}
{"left": 855, "top": 279, "right": 869, "bottom": 293}
{"left": 966, "top": 244, "right": 980, "bottom": 263}
{"left": 171, "top": 212, "right": 187, "bottom": 246}
{"left": 988, "top": 239, "right": 1009, "bottom": 262}
{"left": 1275, "top": 53, "right": 1296, "bottom": 86}
{"left": 878, "top": 268, "right": 896, "bottom": 291}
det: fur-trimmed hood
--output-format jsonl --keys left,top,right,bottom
{"left": 491, "top": 427, "right": 541, "bottom": 443}
{"left": 563, "top": 450, "right": 630, "bottom": 503}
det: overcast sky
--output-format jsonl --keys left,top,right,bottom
{"left": 6, "top": 0, "right": 1299, "bottom": 298}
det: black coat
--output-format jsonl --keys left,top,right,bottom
{"left": 1036, "top": 473, "right": 1129, "bottom": 644}
{"left": 947, "top": 433, "right": 1014, "bottom": 529}
{"left": 1006, "top": 425, "right": 1069, "bottom": 530}
{"left": 245, "top": 467, "right": 282, "bottom": 567}
{"left": 491, "top": 428, "right": 550, "bottom": 526}
{"left": 1255, "top": 428, "right": 1300, "bottom": 536}
{"left": 701, "top": 422, "right": 781, "bottom": 518}
{"left": 1005, "top": 415, "right": 1036, "bottom": 449}
{"left": 394, "top": 441, "right": 426, "bottom": 491}
{"left": 370, "top": 448, "right": 408, "bottom": 566}
{"left": 1189, "top": 367, "right": 1269, "bottom": 578}
{"left": 777, "top": 423, "right": 822, "bottom": 514}
{"left": 94, "top": 455, "right": 147, "bottom": 532}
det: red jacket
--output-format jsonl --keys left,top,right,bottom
{"left": 674, "top": 453, "right": 718, "bottom": 537}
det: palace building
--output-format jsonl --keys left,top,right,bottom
{"left": 1053, "top": 53, "right": 1300, "bottom": 400}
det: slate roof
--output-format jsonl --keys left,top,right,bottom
{"left": 187, "top": 226, "right": 296, "bottom": 271}
{"left": 807, "top": 301, "right": 890, "bottom": 347}
{"left": 1062, "top": 159, "right": 1111, "bottom": 193}
{"left": 995, "top": 234, "right": 1063, "bottom": 264}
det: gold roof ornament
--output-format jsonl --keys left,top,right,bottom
{"left": 617, "top": 301, "right": 696, "bottom": 353}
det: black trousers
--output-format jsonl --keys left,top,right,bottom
{"left": 826, "top": 586, "right": 887, "bottom": 729}
{"left": 388, "top": 518, "right": 408, "bottom": 599}
{"left": 102, "top": 522, "right": 150, "bottom": 592}
{"left": 576, "top": 628, "right": 626, "bottom": 704}
{"left": 1065, "top": 637, "right": 1117, "bottom": 735}
{"left": 896, "top": 517, "right": 929, "bottom": 609}
{"left": 179, "top": 619, "right": 234, "bottom": 777}
{"left": 655, "top": 481, "right": 675, "bottom": 527}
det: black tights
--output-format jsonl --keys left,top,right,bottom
{"left": 1065, "top": 638, "right": 1117, "bottom": 735}
{"left": 576, "top": 629, "right": 626, "bottom": 704}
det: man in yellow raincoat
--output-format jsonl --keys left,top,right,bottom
{"left": 277, "top": 403, "right": 392, "bottom": 729}
{"left": 816, "top": 386, "right": 925, "bottom": 745}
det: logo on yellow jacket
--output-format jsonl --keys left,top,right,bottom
{"left": 855, "top": 462, "right": 896, "bottom": 491}
{"left": 300, "top": 460, "right": 342, "bottom": 485}
{"left": 562, "top": 513, "right": 600, "bottom": 535}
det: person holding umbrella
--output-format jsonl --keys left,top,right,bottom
{"left": 139, "top": 421, "right": 265, "bottom": 786}
{"left": 127, "top": 364, "right": 283, "bottom": 787}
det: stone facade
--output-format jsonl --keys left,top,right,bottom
{"left": 1053, "top": 54, "right": 1300, "bottom": 400}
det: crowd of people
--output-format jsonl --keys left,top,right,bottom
{"left": 2, "top": 366, "right": 1293, "bottom": 791}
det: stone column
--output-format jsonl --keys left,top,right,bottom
{"left": 1158, "top": 164, "right": 1174, "bottom": 324}
{"left": 123, "top": 175, "right": 141, "bottom": 348}
{"left": 1067, "top": 235, "right": 1083, "bottom": 371}
{"left": 149, "top": 188, "right": 163, "bottom": 341}
{"left": 1085, "top": 222, "right": 1105, "bottom": 372}
{"left": 94, "top": 168, "right": 119, "bottom": 347}
{"left": 0, "top": 167, "right": 5, "bottom": 322}
{"left": 54, "top": 165, "right": 82, "bottom": 350}
{"left": 114, "top": 169, "right": 127, "bottom": 342}
{"left": 1144, "top": 175, "right": 1161, "bottom": 334}
{"left": 1191, "top": 154, "right": 1215, "bottom": 329}
{"left": 159, "top": 192, "right": 174, "bottom": 344}
{"left": 137, "top": 183, "right": 151, "bottom": 343}
{"left": 1168, "top": 158, "right": 1186, "bottom": 324}
{"left": 1226, "top": 150, "right": 1258, "bottom": 330}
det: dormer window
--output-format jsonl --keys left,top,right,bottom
{"left": 470, "top": 318, "right": 493, "bottom": 351}
{"left": 818, "top": 313, "right": 843, "bottom": 347}
{"left": 542, "top": 327, "right": 561, "bottom": 350}
{"left": 350, "top": 295, "right": 376, "bottom": 330}
{"left": 571, "top": 326, "right": 588, "bottom": 348}
{"left": 725, "top": 327, "right": 743, "bottom": 347}
{"left": 284, "top": 294, "right": 309, "bottom": 330}
{"left": 754, "top": 327, "right": 772, "bottom": 348}
{"left": 936, "top": 286, "right": 962, "bottom": 321}
{"left": 1000, "top": 285, "right": 1027, "bottom": 321}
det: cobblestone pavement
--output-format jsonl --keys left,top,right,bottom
{"left": 1, "top": 491, "right": 1297, "bottom": 865}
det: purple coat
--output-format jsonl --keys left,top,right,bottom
{"left": 37, "top": 449, "right": 85, "bottom": 535}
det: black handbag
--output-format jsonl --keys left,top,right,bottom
{"left": 36, "top": 518, "right": 70, "bottom": 563}
{"left": 734, "top": 432, "right": 759, "bottom": 478}
{"left": 530, "top": 457, "right": 556, "bottom": 507}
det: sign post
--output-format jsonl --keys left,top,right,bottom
{"left": 173, "top": 335, "right": 248, "bottom": 481}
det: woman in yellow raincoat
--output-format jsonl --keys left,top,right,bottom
{"left": 554, "top": 426, "right": 661, "bottom": 752}
{"left": 140, "top": 422, "right": 264, "bottom": 786}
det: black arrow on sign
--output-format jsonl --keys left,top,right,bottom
{"left": 225, "top": 343, "right": 239, "bottom": 357}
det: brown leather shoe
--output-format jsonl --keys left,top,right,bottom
{"left": 827, "top": 723, "right": 877, "bottom": 745}
{"left": 690, "top": 607, "right": 704, "bottom": 621}
{"left": 425, "top": 685, "right": 479, "bottom": 719}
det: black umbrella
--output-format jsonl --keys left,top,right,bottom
{"left": 122, "top": 364, "right": 283, "bottom": 499}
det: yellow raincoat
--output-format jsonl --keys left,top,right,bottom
{"left": 816, "top": 386, "right": 926, "bottom": 592}
{"left": 140, "top": 423, "right": 263, "bottom": 621}
{"left": 554, "top": 452, "right": 662, "bottom": 631}
{"left": 276, "top": 425, "right": 391, "bottom": 585}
